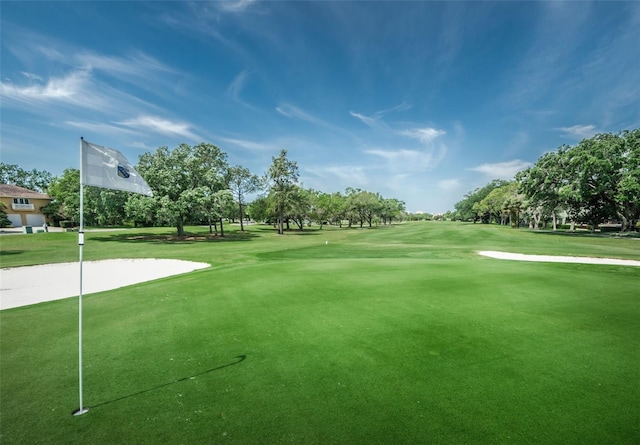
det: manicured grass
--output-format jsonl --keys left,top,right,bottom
{"left": 1, "top": 222, "right": 639, "bottom": 444}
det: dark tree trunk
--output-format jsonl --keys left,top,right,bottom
{"left": 239, "top": 202, "right": 245, "bottom": 231}
{"left": 177, "top": 220, "right": 185, "bottom": 237}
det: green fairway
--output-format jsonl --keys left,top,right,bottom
{"left": 1, "top": 222, "right": 639, "bottom": 444}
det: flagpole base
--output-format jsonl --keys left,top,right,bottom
{"left": 72, "top": 408, "right": 89, "bottom": 416}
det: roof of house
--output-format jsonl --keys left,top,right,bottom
{"left": 0, "top": 184, "right": 51, "bottom": 199}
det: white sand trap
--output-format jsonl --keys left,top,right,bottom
{"left": 1, "top": 259, "right": 210, "bottom": 310}
{"left": 478, "top": 251, "right": 640, "bottom": 267}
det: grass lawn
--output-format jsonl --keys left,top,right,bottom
{"left": 1, "top": 222, "right": 639, "bottom": 444}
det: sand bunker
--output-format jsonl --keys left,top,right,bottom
{"left": 478, "top": 251, "right": 640, "bottom": 267}
{"left": 1, "top": 259, "right": 210, "bottom": 310}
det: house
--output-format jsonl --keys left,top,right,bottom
{"left": 0, "top": 184, "right": 52, "bottom": 227}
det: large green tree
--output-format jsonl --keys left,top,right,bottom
{"left": 379, "top": 198, "right": 406, "bottom": 225}
{"left": 132, "top": 143, "right": 229, "bottom": 236}
{"left": 43, "top": 168, "right": 80, "bottom": 225}
{"left": 516, "top": 148, "right": 569, "bottom": 230}
{"left": 615, "top": 129, "right": 640, "bottom": 231}
{"left": 265, "top": 149, "right": 299, "bottom": 235}
{"left": 227, "top": 165, "right": 260, "bottom": 231}
{"left": 516, "top": 130, "right": 640, "bottom": 232}
{"left": 455, "top": 180, "right": 509, "bottom": 223}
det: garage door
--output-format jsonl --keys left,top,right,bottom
{"left": 7, "top": 214, "right": 22, "bottom": 227}
{"left": 26, "top": 214, "right": 45, "bottom": 226}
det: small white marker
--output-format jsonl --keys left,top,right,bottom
{"left": 325, "top": 241, "right": 328, "bottom": 245}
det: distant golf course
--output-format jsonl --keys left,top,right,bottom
{"left": 1, "top": 222, "right": 638, "bottom": 444}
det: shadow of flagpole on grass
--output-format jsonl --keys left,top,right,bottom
{"left": 89, "top": 355, "right": 247, "bottom": 410}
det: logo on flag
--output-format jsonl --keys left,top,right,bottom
{"left": 81, "top": 139, "right": 153, "bottom": 196}
{"left": 117, "top": 165, "right": 131, "bottom": 179}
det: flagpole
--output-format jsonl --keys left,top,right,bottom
{"left": 74, "top": 137, "right": 88, "bottom": 416}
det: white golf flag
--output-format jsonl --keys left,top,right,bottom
{"left": 81, "top": 139, "right": 153, "bottom": 196}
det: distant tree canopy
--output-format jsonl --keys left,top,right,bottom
{"left": 130, "top": 143, "right": 230, "bottom": 236}
{"left": 0, "top": 163, "right": 53, "bottom": 193}
{"left": 9, "top": 142, "right": 407, "bottom": 235}
{"left": 454, "top": 179, "right": 510, "bottom": 224}
{"left": 453, "top": 129, "right": 640, "bottom": 232}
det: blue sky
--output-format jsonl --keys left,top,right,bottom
{"left": 1, "top": 1, "right": 639, "bottom": 213}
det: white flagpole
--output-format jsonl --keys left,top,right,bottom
{"left": 74, "top": 137, "right": 88, "bottom": 416}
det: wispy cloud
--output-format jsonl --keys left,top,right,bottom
{"left": 365, "top": 146, "right": 447, "bottom": 171}
{"left": 276, "top": 103, "right": 346, "bottom": 133}
{"left": 469, "top": 160, "right": 532, "bottom": 179}
{"left": 276, "top": 103, "right": 322, "bottom": 124}
{"left": 228, "top": 70, "right": 249, "bottom": 99}
{"left": 350, "top": 102, "right": 411, "bottom": 128}
{"left": 350, "top": 111, "right": 378, "bottom": 128}
{"left": 218, "top": 0, "right": 259, "bottom": 13}
{"left": 306, "top": 165, "right": 369, "bottom": 187}
{"left": 218, "top": 136, "right": 273, "bottom": 151}
{"left": 76, "top": 51, "right": 177, "bottom": 79}
{"left": 65, "top": 120, "right": 140, "bottom": 137}
{"left": 117, "top": 115, "right": 200, "bottom": 140}
{"left": 398, "top": 127, "right": 446, "bottom": 144}
{"left": 226, "top": 70, "right": 259, "bottom": 110}
{"left": 437, "top": 178, "right": 461, "bottom": 192}
{"left": 1, "top": 69, "right": 92, "bottom": 105}
{"left": 556, "top": 124, "right": 597, "bottom": 139}
{"left": 362, "top": 125, "right": 449, "bottom": 173}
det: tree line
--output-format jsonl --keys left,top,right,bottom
{"left": 1, "top": 144, "right": 406, "bottom": 235}
{"left": 453, "top": 129, "right": 640, "bottom": 232}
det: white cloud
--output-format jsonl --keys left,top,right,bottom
{"left": 437, "top": 178, "right": 461, "bottom": 192}
{"left": 76, "top": 51, "right": 176, "bottom": 79}
{"left": 276, "top": 103, "right": 320, "bottom": 123}
{"left": 556, "top": 124, "right": 597, "bottom": 139}
{"left": 365, "top": 146, "right": 447, "bottom": 171}
{"left": 218, "top": 136, "right": 272, "bottom": 151}
{"left": 350, "top": 111, "right": 378, "bottom": 128}
{"left": 65, "top": 120, "right": 140, "bottom": 137}
{"left": 218, "top": 0, "right": 258, "bottom": 12}
{"left": 469, "top": 160, "right": 532, "bottom": 179}
{"left": 117, "top": 115, "right": 200, "bottom": 140}
{"left": 398, "top": 127, "right": 446, "bottom": 144}
{"left": 350, "top": 102, "right": 411, "bottom": 128}
{"left": 227, "top": 70, "right": 249, "bottom": 99}
{"left": 275, "top": 104, "right": 345, "bottom": 133}
{"left": 1, "top": 69, "right": 90, "bottom": 103}
{"left": 20, "top": 72, "right": 43, "bottom": 81}
{"left": 307, "top": 165, "right": 368, "bottom": 186}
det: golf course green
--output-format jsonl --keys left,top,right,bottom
{"left": 1, "top": 222, "right": 638, "bottom": 444}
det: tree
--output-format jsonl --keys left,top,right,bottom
{"left": 614, "top": 129, "right": 640, "bottom": 231}
{"left": 0, "top": 163, "right": 53, "bottom": 193}
{"left": 227, "top": 166, "right": 260, "bottom": 231}
{"left": 0, "top": 202, "right": 11, "bottom": 228}
{"left": 265, "top": 149, "right": 299, "bottom": 235}
{"left": 516, "top": 149, "right": 569, "bottom": 230}
{"left": 125, "top": 193, "right": 158, "bottom": 227}
{"left": 308, "top": 190, "right": 347, "bottom": 229}
{"left": 134, "top": 143, "right": 229, "bottom": 236}
{"left": 515, "top": 129, "right": 640, "bottom": 232}
{"left": 45, "top": 168, "right": 81, "bottom": 225}
{"left": 287, "top": 186, "right": 312, "bottom": 230}
{"left": 247, "top": 195, "right": 275, "bottom": 223}
{"left": 454, "top": 180, "right": 509, "bottom": 223}
{"left": 379, "top": 198, "right": 406, "bottom": 225}
{"left": 198, "top": 189, "right": 234, "bottom": 236}
{"left": 356, "top": 191, "right": 382, "bottom": 228}
{"left": 563, "top": 133, "right": 621, "bottom": 230}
